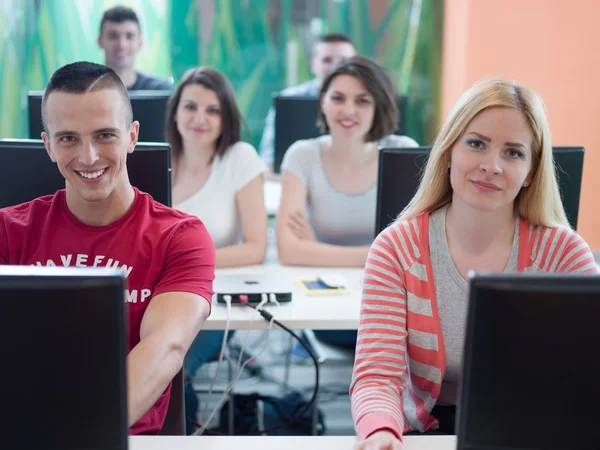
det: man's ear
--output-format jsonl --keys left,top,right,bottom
{"left": 128, "top": 121, "right": 140, "bottom": 154}
{"left": 97, "top": 35, "right": 104, "bottom": 49}
{"left": 41, "top": 132, "right": 56, "bottom": 163}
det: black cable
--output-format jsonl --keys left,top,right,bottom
{"left": 242, "top": 302, "right": 320, "bottom": 435}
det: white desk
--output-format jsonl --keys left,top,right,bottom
{"left": 264, "top": 180, "right": 282, "bottom": 216}
{"left": 130, "top": 435, "right": 456, "bottom": 450}
{"left": 204, "top": 264, "right": 363, "bottom": 330}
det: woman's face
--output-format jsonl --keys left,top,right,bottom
{"left": 174, "top": 83, "right": 222, "bottom": 149}
{"left": 449, "top": 106, "right": 534, "bottom": 214}
{"left": 320, "top": 74, "right": 376, "bottom": 141}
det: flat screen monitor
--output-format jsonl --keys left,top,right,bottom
{"left": 273, "top": 94, "right": 408, "bottom": 173}
{"left": 28, "top": 90, "right": 171, "bottom": 143}
{"left": 375, "top": 146, "right": 430, "bottom": 234}
{"left": 458, "top": 273, "right": 600, "bottom": 450}
{"left": 375, "top": 146, "right": 584, "bottom": 235}
{"left": 0, "top": 265, "right": 127, "bottom": 450}
{"left": 0, "top": 139, "right": 171, "bottom": 207}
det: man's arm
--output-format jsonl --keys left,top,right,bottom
{"left": 126, "top": 291, "right": 210, "bottom": 427}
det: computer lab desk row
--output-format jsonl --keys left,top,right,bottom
{"left": 204, "top": 263, "right": 364, "bottom": 331}
{"left": 131, "top": 435, "right": 456, "bottom": 449}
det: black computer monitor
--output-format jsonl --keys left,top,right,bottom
{"left": 458, "top": 273, "right": 600, "bottom": 450}
{"left": 273, "top": 94, "right": 408, "bottom": 173}
{"left": 28, "top": 90, "right": 171, "bottom": 143}
{"left": 0, "top": 266, "right": 127, "bottom": 450}
{"left": 375, "top": 146, "right": 430, "bottom": 234}
{"left": 0, "top": 139, "right": 172, "bottom": 207}
{"left": 375, "top": 146, "right": 584, "bottom": 235}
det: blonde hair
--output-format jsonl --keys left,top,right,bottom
{"left": 398, "top": 78, "right": 570, "bottom": 228}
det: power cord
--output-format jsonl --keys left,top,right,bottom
{"left": 199, "top": 294, "right": 232, "bottom": 423}
{"left": 240, "top": 297, "right": 320, "bottom": 435}
{"left": 193, "top": 298, "right": 277, "bottom": 436}
{"left": 192, "top": 293, "right": 321, "bottom": 436}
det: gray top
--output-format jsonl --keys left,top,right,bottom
{"left": 429, "top": 204, "right": 520, "bottom": 405}
{"left": 128, "top": 71, "right": 172, "bottom": 91}
{"left": 281, "top": 134, "right": 419, "bottom": 246}
{"left": 259, "top": 79, "right": 321, "bottom": 165}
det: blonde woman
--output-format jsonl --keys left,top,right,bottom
{"left": 350, "top": 78, "right": 598, "bottom": 450}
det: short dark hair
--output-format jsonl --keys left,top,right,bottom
{"left": 42, "top": 62, "right": 133, "bottom": 133}
{"left": 313, "top": 33, "right": 355, "bottom": 57}
{"left": 317, "top": 32, "right": 355, "bottom": 47}
{"left": 99, "top": 6, "right": 140, "bottom": 34}
{"left": 317, "top": 56, "right": 399, "bottom": 142}
{"left": 165, "top": 67, "right": 242, "bottom": 162}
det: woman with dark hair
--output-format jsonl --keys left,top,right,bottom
{"left": 276, "top": 56, "right": 418, "bottom": 352}
{"left": 165, "top": 67, "right": 267, "bottom": 387}
{"left": 276, "top": 55, "right": 418, "bottom": 268}
{"left": 166, "top": 67, "right": 267, "bottom": 268}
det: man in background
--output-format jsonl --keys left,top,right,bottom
{"left": 98, "top": 5, "right": 172, "bottom": 91}
{"left": 259, "top": 32, "right": 356, "bottom": 173}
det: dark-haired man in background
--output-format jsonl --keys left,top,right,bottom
{"left": 0, "top": 61, "right": 214, "bottom": 434}
{"left": 98, "top": 5, "right": 172, "bottom": 91}
{"left": 259, "top": 32, "right": 356, "bottom": 172}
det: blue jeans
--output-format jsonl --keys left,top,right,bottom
{"left": 184, "top": 330, "right": 233, "bottom": 378}
{"left": 313, "top": 330, "right": 357, "bottom": 349}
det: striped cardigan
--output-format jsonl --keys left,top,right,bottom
{"left": 350, "top": 211, "right": 598, "bottom": 441}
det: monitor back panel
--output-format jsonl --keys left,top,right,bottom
{"left": 28, "top": 90, "right": 170, "bottom": 143}
{"left": 375, "top": 147, "right": 430, "bottom": 235}
{"left": 0, "top": 270, "right": 127, "bottom": 450}
{"left": 553, "top": 147, "right": 584, "bottom": 230}
{"left": 0, "top": 140, "right": 171, "bottom": 207}
{"left": 375, "top": 146, "right": 584, "bottom": 235}
{"left": 458, "top": 274, "right": 600, "bottom": 450}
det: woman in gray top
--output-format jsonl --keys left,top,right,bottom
{"left": 277, "top": 56, "right": 418, "bottom": 267}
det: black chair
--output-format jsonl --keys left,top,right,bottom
{"left": 159, "top": 369, "right": 185, "bottom": 435}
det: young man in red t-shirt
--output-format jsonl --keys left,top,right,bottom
{"left": 0, "top": 62, "right": 215, "bottom": 434}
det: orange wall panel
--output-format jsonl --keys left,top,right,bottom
{"left": 442, "top": 0, "right": 600, "bottom": 247}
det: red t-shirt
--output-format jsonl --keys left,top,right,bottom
{"left": 0, "top": 188, "right": 215, "bottom": 435}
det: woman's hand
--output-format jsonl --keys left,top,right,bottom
{"left": 286, "top": 210, "right": 317, "bottom": 241}
{"left": 354, "top": 430, "right": 403, "bottom": 450}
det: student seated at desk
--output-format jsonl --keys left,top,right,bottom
{"left": 0, "top": 62, "right": 215, "bottom": 435}
{"left": 276, "top": 56, "right": 418, "bottom": 351}
{"left": 350, "top": 78, "right": 599, "bottom": 450}
{"left": 98, "top": 6, "right": 172, "bottom": 91}
{"left": 276, "top": 56, "right": 418, "bottom": 268}
{"left": 165, "top": 67, "right": 267, "bottom": 399}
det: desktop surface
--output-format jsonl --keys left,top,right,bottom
{"left": 0, "top": 139, "right": 172, "bottom": 207}
{"left": 206, "top": 264, "right": 363, "bottom": 330}
{"left": 129, "top": 435, "right": 456, "bottom": 450}
{"left": 28, "top": 90, "right": 171, "bottom": 143}
{"left": 458, "top": 274, "right": 600, "bottom": 450}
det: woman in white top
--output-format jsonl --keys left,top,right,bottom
{"left": 164, "top": 67, "right": 267, "bottom": 383}
{"left": 277, "top": 56, "right": 418, "bottom": 268}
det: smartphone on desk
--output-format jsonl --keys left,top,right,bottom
{"left": 297, "top": 277, "right": 350, "bottom": 295}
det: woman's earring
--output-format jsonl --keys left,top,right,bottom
{"left": 523, "top": 181, "right": 530, "bottom": 187}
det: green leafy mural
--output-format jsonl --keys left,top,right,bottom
{"left": 2, "top": 0, "right": 442, "bottom": 148}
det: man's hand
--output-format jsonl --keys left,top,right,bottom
{"left": 354, "top": 430, "right": 403, "bottom": 450}
{"left": 286, "top": 210, "right": 316, "bottom": 241}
